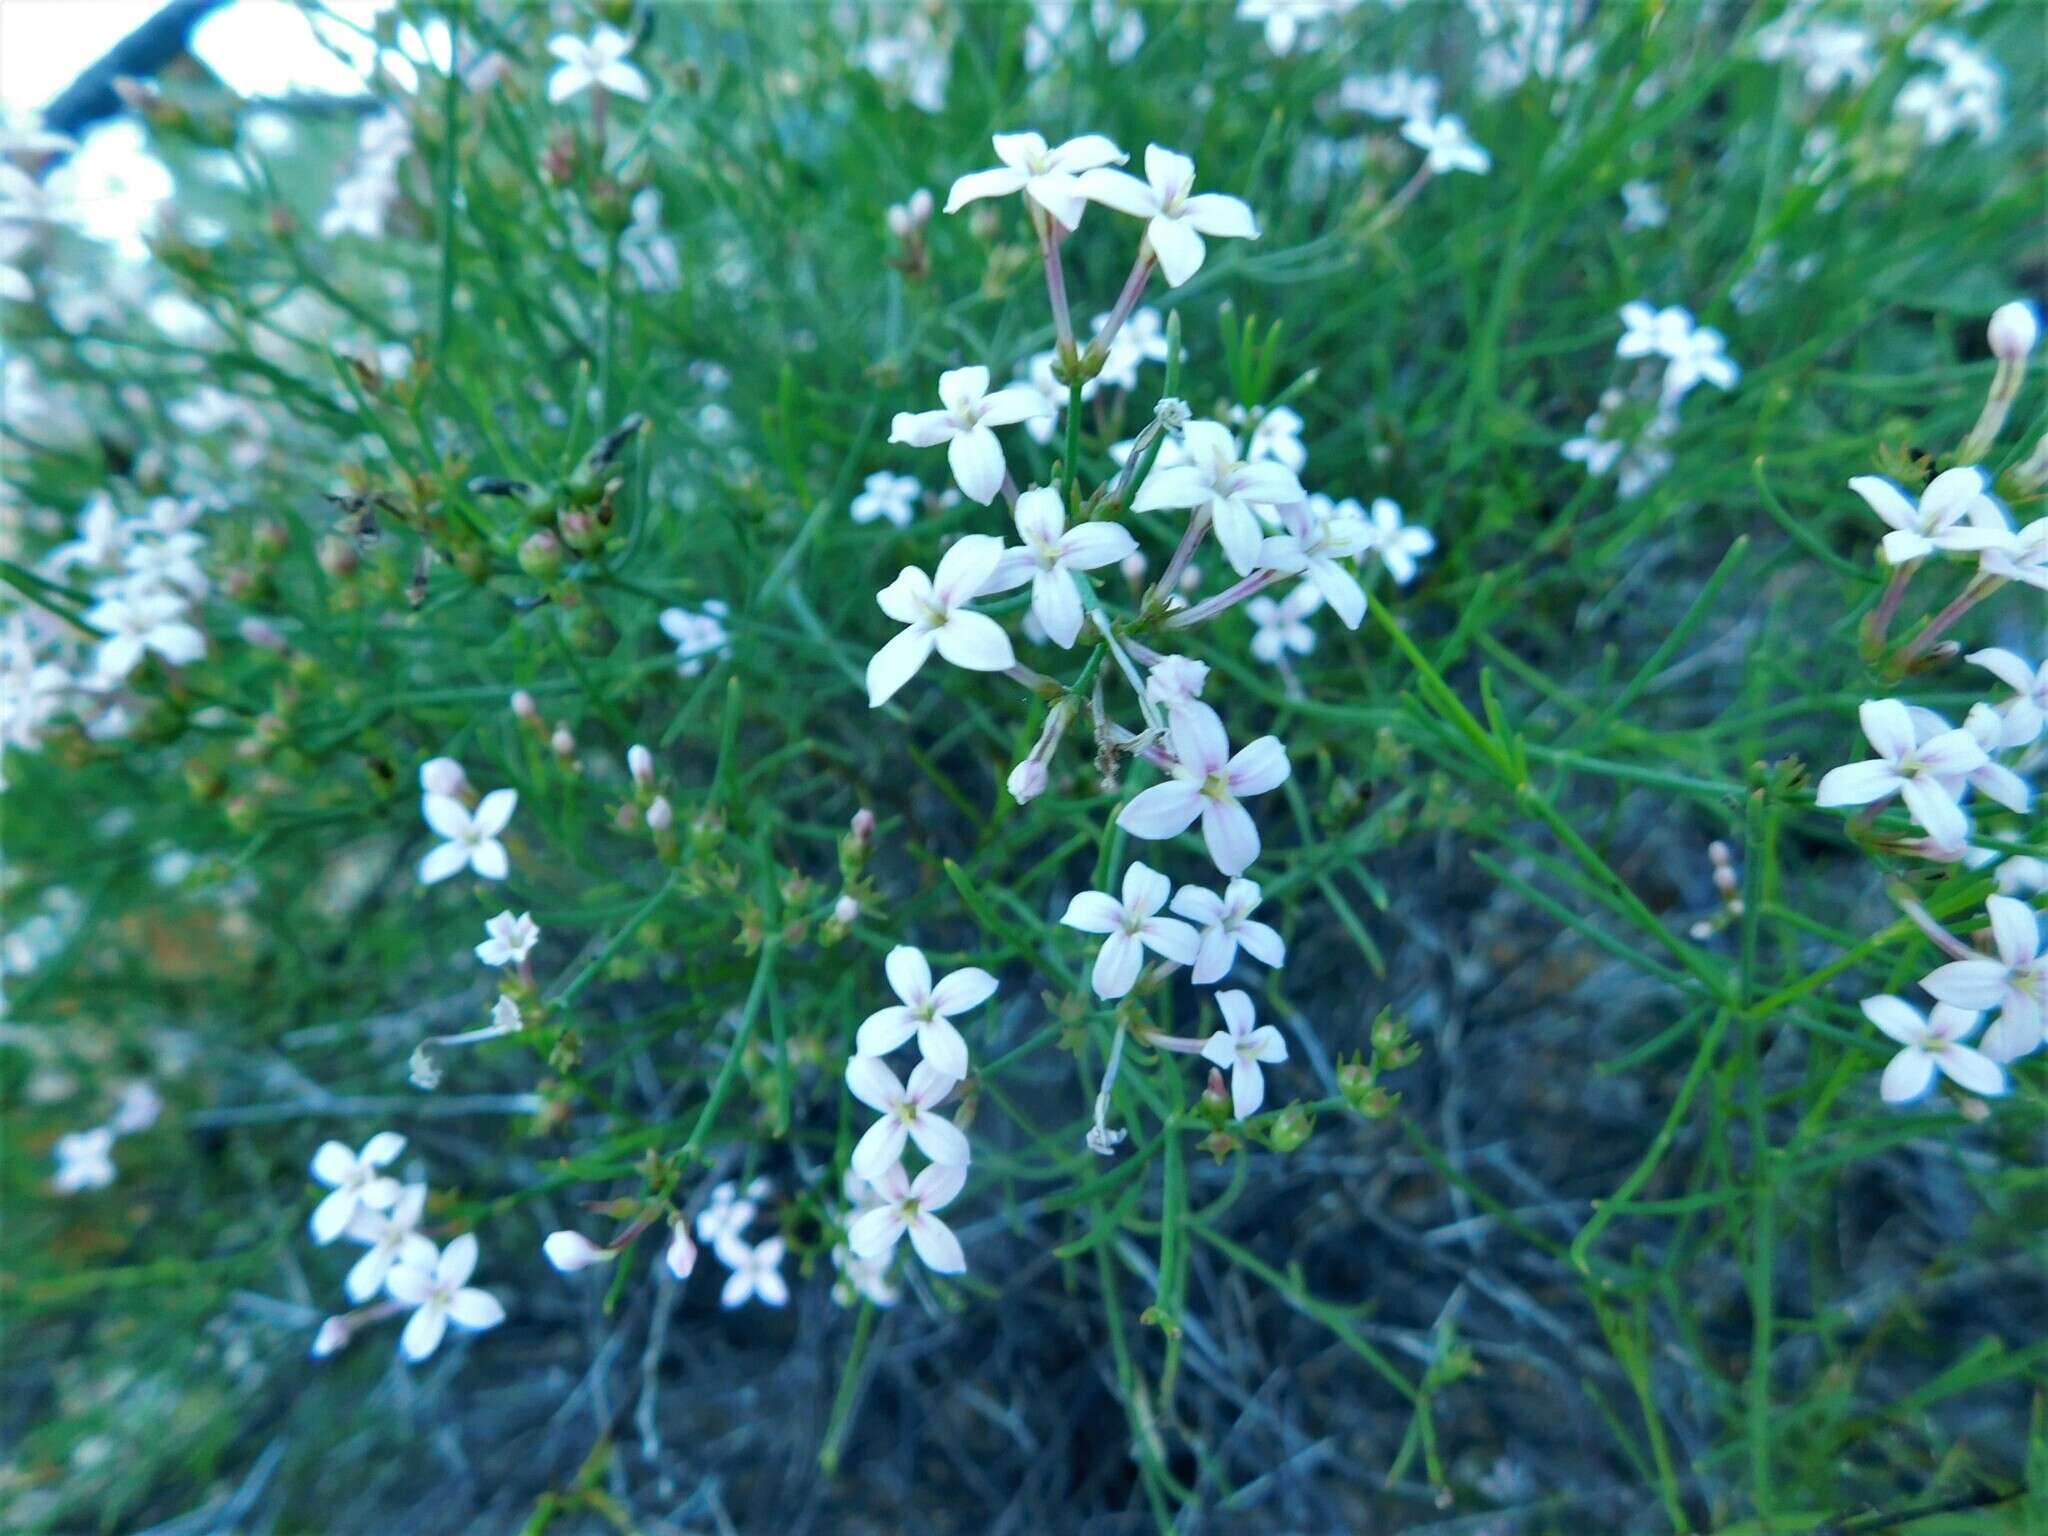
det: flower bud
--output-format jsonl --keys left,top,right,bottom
{"left": 1989, "top": 301, "right": 2039, "bottom": 363}
{"left": 511, "top": 690, "right": 540, "bottom": 725}
{"left": 665, "top": 1225, "right": 698, "bottom": 1280}
{"left": 311, "top": 1316, "right": 353, "bottom": 1358}
{"left": 518, "top": 527, "right": 565, "bottom": 580}
{"left": 1338, "top": 1055, "right": 1377, "bottom": 1112}
{"left": 237, "top": 617, "right": 289, "bottom": 653}
{"left": 1006, "top": 757, "right": 1049, "bottom": 804}
{"left": 559, "top": 508, "right": 605, "bottom": 554}
{"left": 833, "top": 893, "right": 860, "bottom": 925}
{"left": 647, "top": 795, "right": 674, "bottom": 832}
{"left": 317, "top": 534, "right": 358, "bottom": 578}
{"left": 543, "top": 1231, "right": 615, "bottom": 1273}
{"left": 1268, "top": 1103, "right": 1314, "bottom": 1153}
{"left": 1155, "top": 397, "right": 1191, "bottom": 429}
{"left": 850, "top": 808, "right": 875, "bottom": 844}
{"left": 627, "top": 743, "right": 655, "bottom": 789}
{"left": 550, "top": 725, "right": 576, "bottom": 761}
{"left": 420, "top": 756, "right": 468, "bottom": 798}
{"left": 1120, "top": 550, "right": 1148, "bottom": 588}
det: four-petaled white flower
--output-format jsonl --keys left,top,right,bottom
{"left": 1060, "top": 860, "right": 1202, "bottom": 999}
{"left": 867, "top": 533, "right": 1018, "bottom": 706}
{"left": 1363, "top": 497, "right": 1435, "bottom": 585}
{"left": 85, "top": 588, "right": 205, "bottom": 681}
{"left": 846, "top": 1056, "right": 971, "bottom": 1178}
{"left": 1134, "top": 419, "right": 1305, "bottom": 575}
{"left": 847, "top": 1160, "right": 968, "bottom": 1274}
{"left": 1859, "top": 996, "right": 2006, "bottom": 1105}
{"left": 694, "top": 1180, "right": 758, "bottom": 1245}
{"left": 1921, "top": 896, "right": 2045, "bottom": 1063}
{"left": 1401, "top": 113, "right": 1491, "bottom": 175}
{"left": 889, "top": 366, "right": 1052, "bottom": 505}
{"left": 385, "top": 1233, "right": 506, "bottom": 1360}
{"left": 1258, "top": 499, "right": 1371, "bottom": 628}
{"left": 419, "top": 788, "right": 518, "bottom": 884}
{"left": 856, "top": 944, "right": 998, "bottom": 1080}
{"left": 342, "top": 1182, "right": 436, "bottom": 1302}
{"left": 546, "top": 26, "right": 650, "bottom": 104}
{"left": 984, "top": 487, "right": 1138, "bottom": 648}
{"left": 1233, "top": 404, "right": 1308, "bottom": 473}
{"left": 308, "top": 1131, "right": 406, "bottom": 1244}
{"left": 1199, "top": 990, "right": 1289, "bottom": 1118}
{"left": 52, "top": 1127, "right": 116, "bottom": 1193}
{"left": 1118, "top": 704, "right": 1290, "bottom": 876}
{"left": 1661, "top": 324, "right": 1739, "bottom": 399}
{"left": 475, "top": 910, "right": 540, "bottom": 967}
{"left": 1981, "top": 516, "right": 2047, "bottom": 590}
{"left": 1849, "top": 468, "right": 2007, "bottom": 566}
{"left": 1617, "top": 302, "right": 1697, "bottom": 361}
{"left": 1171, "top": 878, "right": 1286, "bottom": 984}
{"left": 659, "top": 600, "right": 730, "bottom": 675}
{"left": 1078, "top": 144, "right": 1260, "bottom": 288}
{"left": 852, "top": 470, "right": 922, "bottom": 529}
{"left": 1813, "top": 698, "right": 1986, "bottom": 849}
{"left": 1966, "top": 648, "right": 2047, "bottom": 748}
{"left": 943, "top": 131, "right": 1127, "bottom": 229}
{"left": 715, "top": 1234, "right": 789, "bottom": 1308}
{"left": 1247, "top": 582, "right": 1324, "bottom": 663}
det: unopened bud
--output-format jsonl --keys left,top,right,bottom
{"left": 1268, "top": 1103, "right": 1314, "bottom": 1152}
{"left": 1156, "top": 397, "right": 1191, "bottom": 430}
{"left": 647, "top": 795, "right": 674, "bottom": 832}
{"left": 1007, "top": 758, "right": 1049, "bottom": 803}
{"left": 833, "top": 893, "right": 860, "bottom": 925}
{"left": 311, "top": 1316, "right": 353, "bottom": 1358}
{"left": 511, "top": 689, "right": 540, "bottom": 725}
{"left": 519, "top": 528, "right": 565, "bottom": 580}
{"left": 543, "top": 1231, "right": 616, "bottom": 1273}
{"left": 317, "top": 534, "right": 358, "bottom": 578}
{"left": 550, "top": 725, "right": 576, "bottom": 761}
{"left": 420, "top": 756, "right": 468, "bottom": 798}
{"left": 850, "top": 808, "right": 875, "bottom": 844}
{"left": 1989, "top": 301, "right": 2039, "bottom": 364}
{"left": 1120, "top": 550, "right": 1148, "bottom": 588}
{"left": 665, "top": 1225, "right": 698, "bottom": 1279}
{"left": 627, "top": 743, "right": 654, "bottom": 789}
{"left": 237, "top": 617, "right": 288, "bottom": 653}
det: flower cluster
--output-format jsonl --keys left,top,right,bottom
{"left": 1561, "top": 302, "right": 1741, "bottom": 497}
{"left": 49, "top": 1082, "right": 162, "bottom": 1195}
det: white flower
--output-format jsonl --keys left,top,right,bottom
{"left": 1078, "top": 144, "right": 1260, "bottom": 288}
{"left": 1134, "top": 419, "right": 1304, "bottom": 575}
{"left": 1246, "top": 583, "right": 1324, "bottom": 664}
{"left": 1237, "top": 0, "right": 1353, "bottom": 55}
{"left": 1117, "top": 704, "right": 1290, "bottom": 877}
{"left": 419, "top": 788, "right": 518, "bottom": 884}
{"left": 420, "top": 756, "right": 469, "bottom": 798}
{"left": 1966, "top": 648, "right": 2046, "bottom": 748}
{"left": 1920, "top": 896, "right": 2045, "bottom": 1064}
{"left": 845, "top": 1056, "right": 971, "bottom": 1178}
{"left": 1932, "top": 704, "right": 2032, "bottom": 818}
{"left": 1231, "top": 404, "right": 1308, "bottom": 474}
{"left": 848, "top": 1160, "right": 968, "bottom": 1274}
{"left": 546, "top": 26, "right": 650, "bottom": 104}
{"left": 543, "top": 1230, "right": 615, "bottom": 1273}
{"left": 983, "top": 488, "right": 1138, "bottom": 648}
{"left": 52, "top": 1127, "right": 116, "bottom": 1194}
{"left": 1145, "top": 655, "right": 1210, "bottom": 712}
{"left": 1995, "top": 856, "right": 2048, "bottom": 897}
{"left": 1850, "top": 468, "right": 2007, "bottom": 567}
{"left": 1015, "top": 349, "right": 1092, "bottom": 444}
{"left": 1860, "top": 996, "right": 2006, "bottom": 1104}
{"left": 308, "top": 1132, "right": 406, "bottom": 1245}
{"left": 715, "top": 1234, "right": 789, "bottom": 1308}
{"left": 83, "top": 587, "right": 204, "bottom": 681}
{"left": 856, "top": 944, "right": 998, "bottom": 1080}
{"left": 45, "top": 492, "right": 129, "bottom": 572}
{"left": 473, "top": 911, "right": 539, "bottom": 968}
{"left": 1980, "top": 517, "right": 2047, "bottom": 590}
{"left": 1060, "top": 861, "right": 1201, "bottom": 999}
{"left": 1258, "top": 499, "right": 1371, "bottom": 628}
{"left": 1401, "top": 114, "right": 1491, "bottom": 176}
{"left": 1171, "top": 878, "right": 1286, "bottom": 984}
{"left": 1813, "top": 699, "right": 1986, "bottom": 849}
{"left": 852, "top": 470, "right": 922, "bottom": 529}
{"left": 386, "top": 1233, "right": 506, "bottom": 1360}
{"left": 1620, "top": 180, "right": 1667, "bottom": 231}
{"left": 1661, "top": 324, "right": 1740, "bottom": 399}
{"left": 108, "top": 1081, "right": 163, "bottom": 1135}
{"left": 1362, "top": 496, "right": 1435, "bottom": 585}
{"left": 1090, "top": 306, "right": 1168, "bottom": 391}
{"left": 1339, "top": 69, "right": 1439, "bottom": 123}
{"left": 1617, "top": 301, "right": 1696, "bottom": 360}
{"left": 943, "top": 131, "right": 1126, "bottom": 229}
{"left": 694, "top": 1181, "right": 757, "bottom": 1245}
{"left": 1198, "top": 990, "right": 1288, "bottom": 1118}
{"left": 123, "top": 531, "right": 208, "bottom": 598}
{"left": 343, "top": 1183, "right": 436, "bottom": 1302}
{"left": 889, "top": 366, "right": 1052, "bottom": 505}
{"left": 866, "top": 533, "right": 1018, "bottom": 706}
{"left": 658, "top": 599, "right": 730, "bottom": 675}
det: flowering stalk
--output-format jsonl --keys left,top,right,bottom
{"left": 1163, "top": 569, "right": 1286, "bottom": 630}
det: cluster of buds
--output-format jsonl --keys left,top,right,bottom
{"left": 469, "top": 413, "right": 647, "bottom": 584}
{"left": 1687, "top": 839, "right": 1745, "bottom": 940}
{"left": 822, "top": 808, "right": 880, "bottom": 945}
{"left": 1338, "top": 1010, "right": 1421, "bottom": 1120}
{"left": 886, "top": 187, "right": 935, "bottom": 280}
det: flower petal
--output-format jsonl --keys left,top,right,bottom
{"left": 1117, "top": 780, "right": 1204, "bottom": 840}
{"left": 933, "top": 610, "right": 1018, "bottom": 672}
{"left": 866, "top": 626, "right": 936, "bottom": 708}
{"left": 885, "top": 944, "right": 932, "bottom": 1007}
{"left": 1879, "top": 1047, "right": 1936, "bottom": 1104}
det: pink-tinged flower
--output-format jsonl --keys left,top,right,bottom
{"left": 308, "top": 1132, "right": 406, "bottom": 1244}
{"left": 475, "top": 910, "right": 540, "bottom": 967}
{"left": 1060, "top": 861, "right": 1201, "bottom": 999}
{"left": 1860, "top": 996, "right": 2006, "bottom": 1104}
{"left": 889, "top": 366, "right": 1052, "bottom": 504}
{"left": 542, "top": 1230, "right": 615, "bottom": 1273}
{"left": 385, "top": 1234, "right": 506, "bottom": 1360}
{"left": 1813, "top": 699, "right": 1986, "bottom": 849}
{"left": 1980, "top": 517, "right": 2047, "bottom": 590}
{"left": 1247, "top": 582, "right": 1323, "bottom": 663}
{"left": 1966, "top": 647, "right": 2046, "bottom": 748}
{"left": 1134, "top": 419, "right": 1304, "bottom": 575}
{"left": 845, "top": 1056, "right": 971, "bottom": 1178}
{"left": 1363, "top": 496, "right": 1435, "bottom": 585}
{"left": 1198, "top": 990, "right": 1288, "bottom": 1118}
{"left": 1920, "top": 896, "right": 2045, "bottom": 1063}
{"left": 984, "top": 488, "right": 1138, "bottom": 648}
{"left": 1117, "top": 704, "right": 1290, "bottom": 876}
{"left": 1258, "top": 500, "right": 1370, "bottom": 628}
{"left": 343, "top": 1182, "right": 436, "bottom": 1302}
{"left": 855, "top": 944, "right": 998, "bottom": 1080}
{"left": 1916, "top": 703, "right": 2033, "bottom": 817}
{"left": 866, "top": 533, "right": 1018, "bottom": 706}
{"left": 1848, "top": 468, "right": 2007, "bottom": 566}
{"left": 546, "top": 26, "right": 649, "bottom": 104}
{"left": 847, "top": 1160, "right": 968, "bottom": 1274}
{"left": 943, "top": 131, "right": 1127, "bottom": 229}
{"left": 715, "top": 1234, "right": 789, "bottom": 1308}
{"left": 419, "top": 788, "right": 518, "bottom": 883}
{"left": 1077, "top": 144, "right": 1260, "bottom": 287}
{"left": 665, "top": 1224, "right": 698, "bottom": 1279}
{"left": 1171, "top": 878, "right": 1286, "bottom": 984}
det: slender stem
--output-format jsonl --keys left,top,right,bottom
{"left": 1037, "top": 208, "right": 1077, "bottom": 361}
{"left": 1148, "top": 507, "right": 1211, "bottom": 604}
{"left": 1896, "top": 894, "right": 1979, "bottom": 962}
{"left": 1956, "top": 359, "right": 2022, "bottom": 465}
{"left": 1361, "top": 163, "right": 1433, "bottom": 239}
{"left": 1863, "top": 562, "right": 1915, "bottom": 652}
{"left": 1092, "top": 610, "right": 1163, "bottom": 732}
{"left": 1164, "top": 568, "right": 1285, "bottom": 629}
{"left": 1084, "top": 249, "right": 1156, "bottom": 369}
{"left": 1902, "top": 574, "right": 2003, "bottom": 662}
